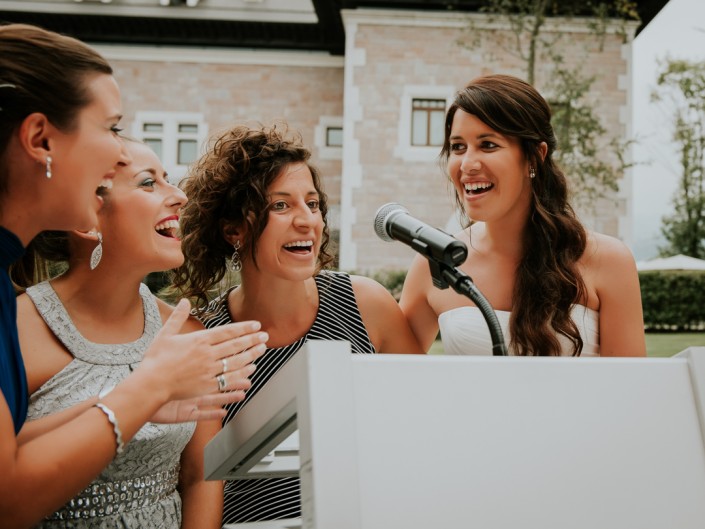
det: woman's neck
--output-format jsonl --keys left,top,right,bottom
{"left": 49, "top": 265, "right": 147, "bottom": 344}
{"left": 229, "top": 273, "right": 319, "bottom": 348}
{"left": 472, "top": 218, "right": 526, "bottom": 261}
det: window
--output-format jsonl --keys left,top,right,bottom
{"left": 326, "top": 127, "right": 343, "bottom": 147}
{"left": 315, "top": 116, "right": 343, "bottom": 160}
{"left": 394, "top": 85, "right": 455, "bottom": 162}
{"left": 411, "top": 99, "right": 445, "bottom": 147}
{"left": 142, "top": 123, "right": 164, "bottom": 158}
{"left": 132, "top": 112, "right": 208, "bottom": 182}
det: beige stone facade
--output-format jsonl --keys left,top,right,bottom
{"left": 95, "top": 8, "right": 637, "bottom": 274}
{"left": 98, "top": 46, "right": 345, "bottom": 211}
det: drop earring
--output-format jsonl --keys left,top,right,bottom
{"left": 45, "top": 155, "right": 52, "bottom": 179}
{"left": 90, "top": 232, "right": 103, "bottom": 270}
{"left": 529, "top": 167, "right": 536, "bottom": 179}
{"left": 228, "top": 240, "right": 242, "bottom": 272}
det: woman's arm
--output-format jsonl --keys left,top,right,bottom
{"left": 351, "top": 274, "right": 423, "bottom": 354}
{"left": 17, "top": 397, "right": 98, "bottom": 445}
{"left": 179, "top": 418, "right": 223, "bottom": 529}
{"left": 399, "top": 255, "right": 442, "bottom": 353}
{"left": 590, "top": 234, "right": 646, "bottom": 357}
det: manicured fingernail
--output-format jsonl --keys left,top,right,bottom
{"left": 250, "top": 321, "right": 261, "bottom": 331}
{"left": 258, "top": 332, "right": 269, "bottom": 342}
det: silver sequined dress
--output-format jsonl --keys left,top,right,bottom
{"left": 25, "top": 281, "right": 196, "bottom": 529}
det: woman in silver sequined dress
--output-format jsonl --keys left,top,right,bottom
{"left": 16, "top": 141, "right": 268, "bottom": 528}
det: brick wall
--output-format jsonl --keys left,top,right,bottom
{"left": 101, "top": 50, "right": 345, "bottom": 214}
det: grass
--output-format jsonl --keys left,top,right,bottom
{"left": 645, "top": 332, "right": 705, "bottom": 357}
{"left": 427, "top": 332, "right": 705, "bottom": 357}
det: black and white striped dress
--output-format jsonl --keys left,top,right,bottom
{"left": 199, "top": 270, "right": 376, "bottom": 523}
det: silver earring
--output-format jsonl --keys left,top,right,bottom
{"left": 90, "top": 232, "right": 103, "bottom": 270}
{"left": 228, "top": 240, "right": 242, "bottom": 272}
{"left": 45, "top": 155, "right": 52, "bottom": 179}
{"left": 529, "top": 167, "right": 536, "bottom": 179}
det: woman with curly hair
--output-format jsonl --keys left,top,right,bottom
{"left": 401, "top": 74, "right": 645, "bottom": 357}
{"left": 172, "top": 123, "right": 422, "bottom": 524}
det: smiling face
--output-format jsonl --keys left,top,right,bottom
{"left": 447, "top": 109, "right": 533, "bottom": 226}
{"left": 48, "top": 73, "right": 126, "bottom": 232}
{"left": 244, "top": 162, "right": 324, "bottom": 282}
{"left": 98, "top": 141, "right": 187, "bottom": 274}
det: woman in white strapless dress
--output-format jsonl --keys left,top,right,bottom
{"left": 400, "top": 74, "right": 645, "bottom": 357}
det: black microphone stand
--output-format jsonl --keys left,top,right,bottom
{"left": 427, "top": 259, "right": 508, "bottom": 356}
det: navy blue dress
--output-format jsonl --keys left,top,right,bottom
{"left": 0, "top": 226, "right": 28, "bottom": 434}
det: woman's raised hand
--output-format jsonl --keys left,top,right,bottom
{"left": 138, "top": 299, "right": 268, "bottom": 403}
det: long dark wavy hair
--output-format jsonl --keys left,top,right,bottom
{"left": 172, "top": 123, "right": 334, "bottom": 313}
{"left": 440, "top": 74, "right": 588, "bottom": 356}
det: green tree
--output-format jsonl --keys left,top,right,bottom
{"left": 653, "top": 59, "right": 705, "bottom": 258}
{"left": 459, "top": 0, "right": 639, "bottom": 210}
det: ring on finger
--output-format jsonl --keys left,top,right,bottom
{"left": 216, "top": 373, "right": 228, "bottom": 392}
{"left": 221, "top": 357, "right": 228, "bottom": 374}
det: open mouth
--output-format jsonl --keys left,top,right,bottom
{"left": 283, "top": 240, "right": 314, "bottom": 254}
{"left": 464, "top": 182, "right": 494, "bottom": 196}
{"left": 96, "top": 177, "right": 113, "bottom": 197}
{"left": 155, "top": 219, "right": 180, "bottom": 239}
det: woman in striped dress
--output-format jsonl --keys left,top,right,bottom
{"left": 172, "top": 123, "right": 422, "bottom": 524}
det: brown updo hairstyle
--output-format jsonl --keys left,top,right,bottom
{"left": 172, "top": 123, "right": 334, "bottom": 313}
{"left": 440, "top": 74, "right": 588, "bottom": 356}
{"left": 1, "top": 24, "right": 113, "bottom": 289}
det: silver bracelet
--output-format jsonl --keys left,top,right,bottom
{"left": 95, "top": 402, "right": 125, "bottom": 455}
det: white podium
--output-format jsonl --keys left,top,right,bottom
{"left": 205, "top": 342, "right": 705, "bottom": 529}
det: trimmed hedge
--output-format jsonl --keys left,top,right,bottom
{"left": 639, "top": 270, "right": 705, "bottom": 331}
{"left": 367, "top": 269, "right": 408, "bottom": 301}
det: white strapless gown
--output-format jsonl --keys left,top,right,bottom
{"left": 438, "top": 305, "right": 600, "bottom": 356}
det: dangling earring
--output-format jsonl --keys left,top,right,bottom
{"left": 228, "top": 240, "right": 242, "bottom": 272}
{"left": 90, "top": 232, "right": 103, "bottom": 270}
{"left": 529, "top": 167, "right": 536, "bottom": 179}
{"left": 45, "top": 156, "right": 52, "bottom": 179}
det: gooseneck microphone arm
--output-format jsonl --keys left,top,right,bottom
{"left": 427, "top": 259, "right": 508, "bottom": 356}
{"left": 374, "top": 203, "right": 507, "bottom": 356}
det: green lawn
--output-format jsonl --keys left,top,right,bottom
{"left": 428, "top": 332, "right": 705, "bottom": 357}
{"left": 645, "top": 332, "right": 705, "bottom": 357}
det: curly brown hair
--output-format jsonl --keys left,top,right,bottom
{"left": 172, "top": 123, "right": 334, "bottom": 312}
{"left": 440, "top": 74, "right": 588, "bottom": 356}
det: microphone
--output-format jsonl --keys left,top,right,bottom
{"left": 374, "top": 203, "right": 468, "bottom": 267}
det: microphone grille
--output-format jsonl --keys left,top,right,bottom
{"left": 374, "top": 202, "right": 408, "bottom": 242}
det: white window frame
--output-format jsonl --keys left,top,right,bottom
{"left": 132, "top": 111, "right": 208, "bottom": 182}
{"left": 314, "top": 116, "right": 344, "bottom": 160}
{"left": 394, "top": 85, "right": 455, "bottom": 162}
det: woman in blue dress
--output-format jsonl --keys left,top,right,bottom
{"left": 0, "top": 24, "right": 266, "bottom": 527}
